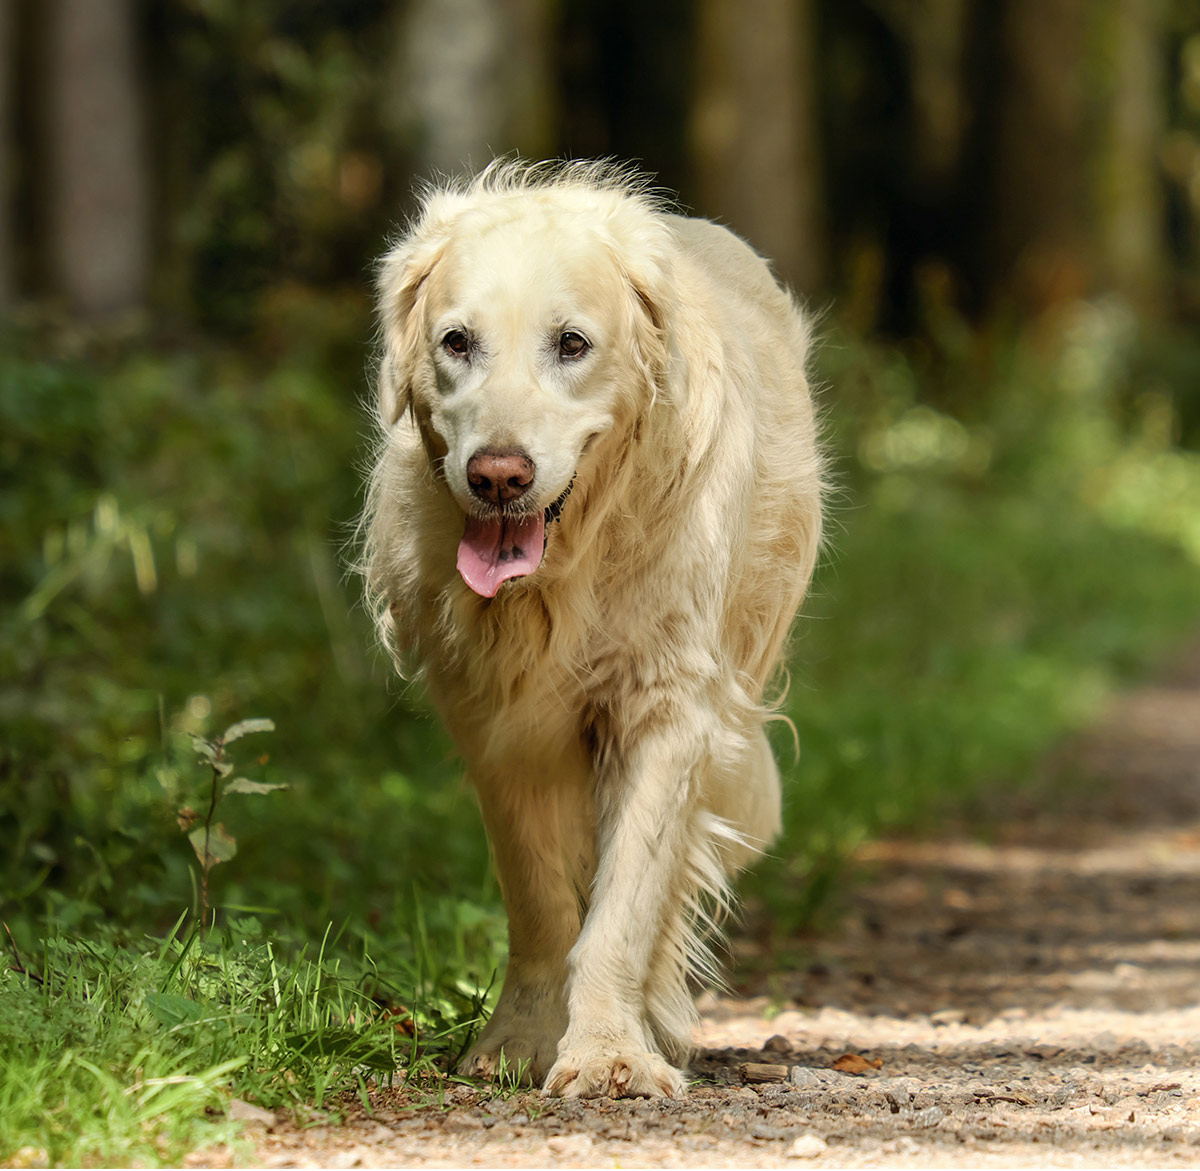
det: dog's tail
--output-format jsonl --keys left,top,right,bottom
{"left": 643, "top": 809, "right": 745, "bottom": 1065}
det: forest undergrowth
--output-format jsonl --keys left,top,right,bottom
{"left": 2, "top": 303, "right": 1200, "bottom": 1166}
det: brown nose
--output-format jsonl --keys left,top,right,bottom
{"left": 467, "top": 449, "right": 536, "bottom": 506}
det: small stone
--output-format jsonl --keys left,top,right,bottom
{"left": 930, "top": 1008, "right": 966, "bottom": 1026}
{"left": 764, "top": 1033, "right": 792, "bottom": 1054}
{"left": 787, "top": 1133, "right": 829, "bottom": 1159}
{"left": 760, "top": 1083, "right": 795, "bottom": 1101}
{"left": 1025, "top": 1043, "right": 1063, "bottom": 1060}
{"left": 547, "top": 1134, "right": 594, "bottom": 1157}
{"left": 790, "top": 1066, "right": 822, "bottom": 1089}
{"left": 7, "top": 1149, "right": 49, "bottom": 1170}
{"left": 878, "top": 1076, "right": 917, "bottom": 1111}
{"left": 228, "top": 1099, "right": 276, "bottom": 1127}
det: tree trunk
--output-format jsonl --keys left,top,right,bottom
{"left": 690, "top": 0, "right": 824, "bottom": 298}
{"left": 870, "top": 0, "right": 969, "bottom": 197}
{"left": 383, "top": 0, "right": 555, "bottom": 179}
{"left": 0, "top": 0, "right": 13, "bottom": 308}
{"left": 45, "top": 0, "right": 148, "bottom": 318}
{"left": 1093, "top": 0, "right": 1167, "bottom": 314}
{"left": 989, "top": 0, "right": 1089, "bottom": 313}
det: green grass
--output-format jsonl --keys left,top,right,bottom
{"left": 2, "top": 304, "right": 1200, "bottom": 1162}
{"left": 0, "top": 913, "right": 496, "bottom": 1167}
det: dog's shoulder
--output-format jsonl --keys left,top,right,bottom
{"left": 665, "top": 214, "right": 796, "bottom": 317}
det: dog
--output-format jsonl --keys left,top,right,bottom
{"left": 363, "top": 160, "right": 823, "bottom": 1098}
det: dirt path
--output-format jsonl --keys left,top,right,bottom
{"left": 241, "top": 650, "right": 1200, "bottom": 1168}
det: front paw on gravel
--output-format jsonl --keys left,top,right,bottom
{"left": 543, "top": 1051, "right": 684, "bottom": 1098}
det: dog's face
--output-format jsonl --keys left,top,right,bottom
{"left": 379, "top": 192, "right": 669, "bottom": 596}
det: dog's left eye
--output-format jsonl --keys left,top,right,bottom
{"left": 558, "top": 331, "right": 590, "bottom": 360}
{"left": 442, "top": 329, "right": 471, "bottom": 358}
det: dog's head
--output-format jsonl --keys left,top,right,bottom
{"left": 376, "top": 163, "right": 673, "bottom": 597}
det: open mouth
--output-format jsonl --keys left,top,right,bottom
{"left": 456, "top": 476, "right": 576, "bottom": 597}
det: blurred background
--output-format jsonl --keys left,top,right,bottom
{"left": 6, "top": 0, "right": 1200, "bottom": 332}
{"left": 3, "top": 0, "right": 1200, "bottom": 967}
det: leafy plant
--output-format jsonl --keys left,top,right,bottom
{"left": 181, "top": 719, "right": 285, "bottom": 926}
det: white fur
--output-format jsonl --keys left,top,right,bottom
{"left": 363, "top": 160, "right": 823, "bottom": 1098}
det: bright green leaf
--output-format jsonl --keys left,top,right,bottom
{"left": 143, "top": 991, "right": 205, "bottom": 1027}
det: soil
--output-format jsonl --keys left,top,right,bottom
{"left": 228, "top": 646, "right": 1200, "bottom": 1168}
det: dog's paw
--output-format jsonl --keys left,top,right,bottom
{"left": 543, "top": 1049, "right": 685, "bottom": 1099}
{"left": 458, "top": 1036, "right": 555, "bottom": 1086}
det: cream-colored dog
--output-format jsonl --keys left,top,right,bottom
{"left": 363, "top": 161, "right": 823, "bottom": 1098}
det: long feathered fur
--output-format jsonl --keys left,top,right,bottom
{"left": 361, "top": 159, "right": 824, "bottom": 1093}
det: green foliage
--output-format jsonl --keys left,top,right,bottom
{"left": 0, "top": 912, "right": 492, "bottom": 1166}
{"left": 2, "top": 305, "right": 1200, "bottom": 1161}
{"left": 746, "top": 307, "right": 1200, "bottom": 925}
{"left": 0, "top": 334, "right": 489, "bottom": 941}
{"left": 150, "top": 0, "right": 397, "bottom": 330}
{"left": 184, "top": 718, "right": 283, "bottom": 925}
{"left": 0, "top": 325, "right": 506, "bottom": 1161}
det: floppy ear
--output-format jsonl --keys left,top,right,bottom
{"left": 375, "top": 232, "right": 443, "bottom": 427}
{"left": 624, "top": 255, "right": 675, "bottom": 406}
{"left": 596, "top": 194, "right": 679, "bottom": 406}
{"left": 376, "top": 187, "right": 473, "bottom": 426}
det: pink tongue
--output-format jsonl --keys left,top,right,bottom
{"left": 457, "top": 512, "right": 546, "bottom": 597}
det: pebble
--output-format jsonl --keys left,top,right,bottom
{"left": 1025, "top": 1043, "right": 1064, "bottom": 1060}
{"left": 228, "top": 1099, "right": 276, "bottom": 1128}
{"left": 787, "top": 1065, "right": 825, "bottom": 1094}
{"left": 930, "top": 1008, "right": 967, "bottom": 1026}
{"left": 876, "top": 1077, "right": 917, "bottom": 1108}
{"left": 760, "top": 1083, "right": 796, "bottom": 1101}
{"left": 787, "top": 1133, "right": 829, "bottom": 1159}
{"left": 7, "top": 1150, "right": 49, "bottom": 1170}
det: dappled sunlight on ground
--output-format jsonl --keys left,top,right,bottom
{"left": 225, "top": 647, "right": 1200, "bottom": 1167}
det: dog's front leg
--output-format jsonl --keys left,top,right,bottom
{"left": 544, "top": 715, "right": 708, "bottom": 1099}
{"left": 460, "top": 764, "right": 596, "bottom": 1085}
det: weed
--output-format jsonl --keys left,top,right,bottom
{"left": 180, "top": 719, "right": 285, "bottom": 926}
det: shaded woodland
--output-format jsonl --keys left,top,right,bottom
{"left": 5, "top": 13, "right": 1200, "bottom": 1161}
{"left": 1, "top": 0, "right": 1198, "bottom": 340}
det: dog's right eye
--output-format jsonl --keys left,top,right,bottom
{"left": 442, "top": 329, "right": 471, "bottom": 358}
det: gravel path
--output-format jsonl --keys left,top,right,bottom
{"left": 237, "top": 649, "right": 1200, "bottom": 1168}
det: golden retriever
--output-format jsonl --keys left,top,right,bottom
{"left": 363, "top": 160, "right": 823, "bottom": 1098}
